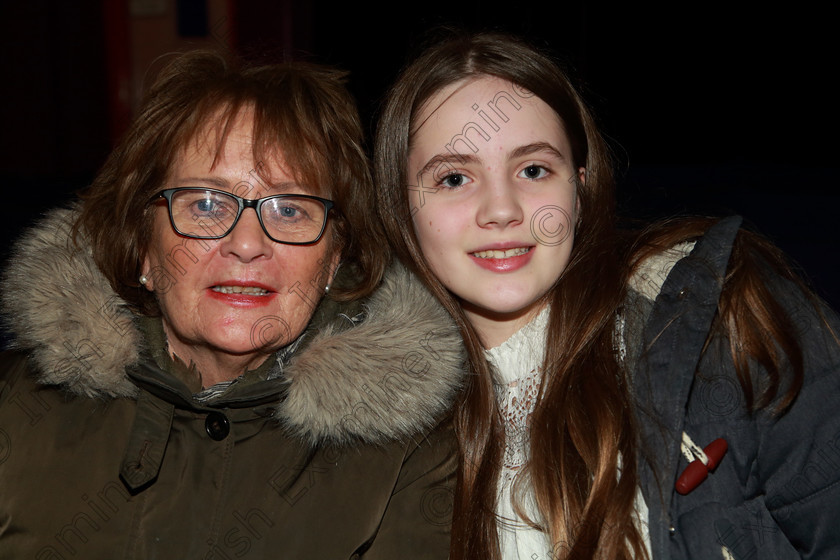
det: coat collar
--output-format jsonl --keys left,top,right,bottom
{"left": 628, "top": 216, "right": 742, "bottom": 554}
{"left": 1, "top": 206, "right": 465, "bottom": 444}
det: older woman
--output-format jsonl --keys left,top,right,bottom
{"left": 0, "top": 52, "right": 462, "bottom": 558}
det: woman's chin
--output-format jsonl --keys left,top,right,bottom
{"left": 163, "top": 316, "right": 295, "bottom": 367}
{"left": 210, "top": 323, "right": 293, "bottom": 357}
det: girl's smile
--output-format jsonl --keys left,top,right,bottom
{"left": 408, "top": 76, "right": 582, "bottom": 347}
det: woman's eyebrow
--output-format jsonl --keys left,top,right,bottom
{"left": 172, "top": 177, "right": 304, "bottom": 195}
{"left": 509, "top": 142, "right": 566, "bottom": 161}
{"left": 175, "top": 176, "right": 229, "bottom": 188}
{"left": 261, "top": 181, "right": 300, "bottom": 192}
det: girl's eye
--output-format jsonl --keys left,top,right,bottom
{"left": 439, "top": 173, "right": 471, "bottom": 189}
{"left": 519, "top": 165, "right": 548, "bottom": 180}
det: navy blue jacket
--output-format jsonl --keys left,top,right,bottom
{"left": 630, "top": 217, "right": 840, "bottom": 559}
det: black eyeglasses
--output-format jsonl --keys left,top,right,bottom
{"left": 153, "top": 188, "right": 335, "bottom": 245}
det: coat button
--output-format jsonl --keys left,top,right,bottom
{"left": 205, "top": 411, "right": 230, "bottom": 441}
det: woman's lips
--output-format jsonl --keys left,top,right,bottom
{"left": 206, "top": 283, "right": 277, "bottom": 306}
{"left": 211, "top": 285, "right": 270, "bottom": 295}
{"left": 469, "top": 246, "right": 533, "bottom": 272}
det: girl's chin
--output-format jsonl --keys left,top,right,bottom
{"left": 460, "top": 297, "right": 546, "bottom": 324}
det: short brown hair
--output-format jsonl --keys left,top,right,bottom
{"left": 77, "top": 50, "right": 385, "bottom": 315}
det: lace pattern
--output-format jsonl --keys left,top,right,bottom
{"left": 486, "top": 307, "right": 552, "bottom": 557}
{"left": 485, "top": 305, "right": 651, "bottom": 558}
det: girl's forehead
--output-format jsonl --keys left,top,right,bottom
{"left": 410, "top": 76, "right": 567, "bottom": 158}
{"left": 413, "top": 77, "right": 503, "bottom": 133}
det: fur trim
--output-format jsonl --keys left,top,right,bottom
{"left": 280, "top": 264, "right": 464, "bottom": 442}
{"left": 1, "top": 207, "right": 464, "bottom": 443}
{"left": 2, "top": 207, "right": 139, "bottom": 398}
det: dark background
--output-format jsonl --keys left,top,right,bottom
{"left": 2, "top": 1, "right": 837, "bottom": 307}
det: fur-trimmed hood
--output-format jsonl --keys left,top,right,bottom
{"left": 1, "top": 207, "right": 465, "bottom": 443}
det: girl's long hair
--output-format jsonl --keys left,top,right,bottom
{"left": 375, "top": 31, "right": 811, "bottom": 559}
{"left": 375, "top": 32, "right": 643, "bottom": 559}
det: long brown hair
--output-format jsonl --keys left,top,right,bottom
{"left": 375, "top": 32, "right": 644, "bottom": 559}
{"left": 375, "top": 31, "right": 816, "bottom": 559}
{"left": 628, "top": 217, "right": 815, "bottom": 414}
{"left": 77, "top": 51, "right": 385, "bottom": 315}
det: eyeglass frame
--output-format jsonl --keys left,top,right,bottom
{"left": 151, "top": 187, "right": 336, "bottom": 245}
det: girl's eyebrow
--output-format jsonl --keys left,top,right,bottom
{"left": 416, "top": 153, "right": 480, "bottom": 178}
{"left": 509, "top": 142, "right": 566, "bottom": 161}
{"left": 415, "top": 142, "right": 566, "bottom": 181}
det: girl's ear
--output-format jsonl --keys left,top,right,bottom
{"left": 576, "top": 167, "right": 585, "bottom": 219}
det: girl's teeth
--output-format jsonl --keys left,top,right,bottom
{"left": 212, "top": 286, "right": 269, "bottom": 295}
{"left": 472, "top": 247, "right": 530, "bottom": 259}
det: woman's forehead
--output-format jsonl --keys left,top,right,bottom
{"left": 172, "top": 109, "right": 326, "bottom": 196}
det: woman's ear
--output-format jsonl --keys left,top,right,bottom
{"left": 325, "top": 250, "right": 342, "bottom": 293}
{"left": 140, "top": 256, "right": 154, "bottom": 291}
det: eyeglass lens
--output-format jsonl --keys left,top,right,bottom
{"left": 169, "top": 189, "right": 327, "bottom": 243}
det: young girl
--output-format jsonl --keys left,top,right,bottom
{"left": 374, "top": 32, "right": 840, "bottom": 559}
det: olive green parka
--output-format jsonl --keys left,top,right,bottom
{"left": 0, "top": 208, "right": 464, "bottom": 559}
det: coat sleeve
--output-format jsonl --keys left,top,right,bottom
{"left": 755, "top": 285, "right": 840, "bottom": 559}
{"left": 362, "top": 414, "right": 458, "bottom": 559}
{"left": 634, "top": 219, "right": 840, "bottom": 559}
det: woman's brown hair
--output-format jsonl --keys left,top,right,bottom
{"left": 77, "top": 50, "right": 386, "bottom": 315}
{"left": 375, "top": 31, "right": 814, "bottom": 559}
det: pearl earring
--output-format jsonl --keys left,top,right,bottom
{"left": 139, "top": 275, "right": 148, "bottom": 285}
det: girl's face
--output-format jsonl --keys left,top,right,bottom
{"left": 408, "top": 76, "right": 582, "bottom": 348}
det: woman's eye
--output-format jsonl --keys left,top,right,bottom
{"left": 195, "top": 199, "right": 216, "bottom": 213}
{"left": 439, "top": 173, "right": 471, "bottom": 189}
{"left": 268, "top": 202, "right": 311, "bottom": 223}
{"left": 278, "top": 205, "right": 300, "bottom": 219}
{"left": 193, "top": 198, "right": 234, "bottom": 217}
{"left": 519, "top": 165, "right": 548, "bottom": 180}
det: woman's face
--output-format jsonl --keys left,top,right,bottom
{"left": 408, "top": 76, "right": 581, "bottom": 347}
{"left": 142, "top": 109, "right": 339, "bottom": 372}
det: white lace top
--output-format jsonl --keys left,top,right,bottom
{"left": 485, "top": 306, "right": 650, "bottom": 559}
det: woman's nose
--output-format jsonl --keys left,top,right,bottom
{"left": 476, "top": 178, "right": 524, "bottom": 228}
{"left": 219, "top": 208, "right": 273, "bottom": 262}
